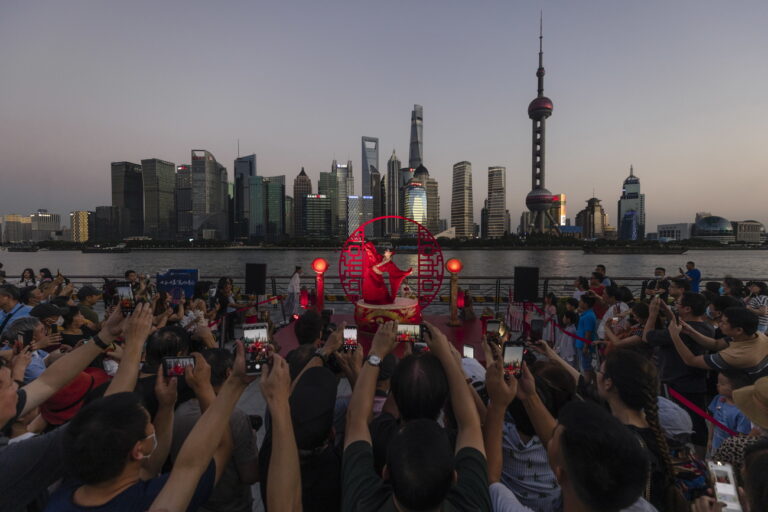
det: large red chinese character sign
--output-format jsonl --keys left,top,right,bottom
{"left": 339, "top": 216, "right": 444, "bottom": 315}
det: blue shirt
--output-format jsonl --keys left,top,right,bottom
{"left": 575, "top": 309, "right": 597, "bottom": 350}
{"left": 707, "top": 395, "right": 751, "bottom": 455}
{"left": 0, "top": 303, "right": 32, "bottom": 335}
{"left": 686, "top": 268, "right": 701, "bottom": 292}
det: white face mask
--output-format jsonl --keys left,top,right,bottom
{"left": 141, "top": 432, "right": 158, "bottom": 460}
{"left": 55, "top": 317, "right": 64, "bottom": 326}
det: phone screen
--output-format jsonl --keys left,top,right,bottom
{"left": 162, "top": 356, "right": 195, "bottom": 377}
{"left": 707, "top": 461, "right": 742, "bottom": 512}
{"left": 462, "top": 345, "right": 474, "bottom": 358}
{"left": 343, "top": 326, "right": 358, "bottom": 351}
{"left": 486, "top": 320, "right": 501, "bottom": 334}
{"left": 503, "top": 344, "right": 524, "bottom": 379}
{"left": 243, "top": 323, "right": 269, "bottom": 344}
{"left": 244, "top": 340, "right": 271, "bottom": 375}
{"left": 397, "top": 324, "right": 422, "bottom": 344}
{"left": 529, "top": 319, "right": 544, "bottom": 341}
{"left": 115, "top": 284, "right": 135, "bottom": 314}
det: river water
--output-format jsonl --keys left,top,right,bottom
{"left": 1, "top": 248, "right": 766, "bottom": 279}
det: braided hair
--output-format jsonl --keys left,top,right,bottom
{"left": 603, "top": 349, "right": 676, "bottom": 487}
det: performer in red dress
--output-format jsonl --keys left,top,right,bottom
{"left": 361, "top": 242, "right": 412, "bottom": 305}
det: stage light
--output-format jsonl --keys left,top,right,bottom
{"left": 445, "top": 258, "right": 463, "bottom": 274}
{"left": 312, "top": 257, "right": 329, "bottom": 274}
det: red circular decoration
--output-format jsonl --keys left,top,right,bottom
{"left": 339, "top": 216, "right": 444, "bottom": 310}
{"left": 445, "top": 258, "right": 463, "bottom": 274}
{"left": 312, "top": 257, "right": 329, "bottom": 274}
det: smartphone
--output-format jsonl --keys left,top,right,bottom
{"left": 486, "top": 320, "right": 501, "bottom": 335}
{"left": 707, "top": 461, "right": 742, "bottom": 512}
{"left": 243, "top": 340, "right": 271, "bottom": 375}
{"left": 115, "top": 282, "right": 135, "bottom": 315}
{"left": 503, "top": 343, "right": 524, "bottom": 379}
{"left": 19, "top": 330, "right": 35, "bottom": 347}
{"left": 162, "top": 356, "right": 195, "bottom": 377}
{"left": 462, "top": 345, "right": 474, "bottom": 358}
{"left": 397, "top": 323, "right": 423, "bottom": 344}
{"left": 343, "top": 326, "right": 359, "bottom": 352}
{"left": 529, "top": 319, "right": 544, "bottom": 341}
{"left": 413, "top": 342, "right": 430, "bottom": 353}
{"left": 243, "top": 323, "right": 269, "bottom": 344}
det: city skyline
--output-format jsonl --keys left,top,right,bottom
{"left": 2, "top": 1, "right": 768, "bottom": 228}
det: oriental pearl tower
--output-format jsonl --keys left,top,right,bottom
{"left": 525, "top": 17, "right": 560, "bottom": 235}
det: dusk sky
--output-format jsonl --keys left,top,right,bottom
{"left": 2, "top": 0, "right": 767, "bottom": 230}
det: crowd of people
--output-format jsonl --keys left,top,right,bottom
{"left": 0, "top": 261, "right": 768, "bottom": 512}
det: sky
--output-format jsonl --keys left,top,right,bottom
{"left": 2, "top": 0, "right": 768, "bottom": 230}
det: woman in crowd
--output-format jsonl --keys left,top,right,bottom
{"left": 722, "top": 277, "right": 745, "bottom": 300}
{"left": 19, "top": 268, "right": 36, "bottom": 287}
{"left": 38, "top": 268, "right": 54, "bottom": 283}
{"left": 541, "top": 292, "right": 558, "bottom": 344}
{"left": 59, "top": 305, "right": 96, "bottom": 347}
{"left": 746, "top": 281, "right": 768, "bottom": 333}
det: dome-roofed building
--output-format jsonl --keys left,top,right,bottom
{"left": 692, "top": 215, "right": 735, "bottom": 244}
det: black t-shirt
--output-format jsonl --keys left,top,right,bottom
{"left": 341, "top": 440, "right": 492, "bottom": 512}
{"left": 646, "top": 321, "right": 715, "bottom": 393}
{"left": 60, "top": 327, "right": 97, "bottom": 347}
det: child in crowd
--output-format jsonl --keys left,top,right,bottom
{"left": 541, "top": 293, "right": 558, "bottom": 343}
{"left": 554, "top": 310, "right": 579, "bottom": 368}
{"left": 707, "top": 371, "right": 753, "bottom": 458}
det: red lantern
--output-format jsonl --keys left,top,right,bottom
{"left": 312, "top": 257, "right": 329, "bottom": 274}
{"left": 300, "top": 289, "right": 309, "bottom": 309}
{"left": 445, "top": 258, "right": 463, "bottom": 274}
{"left": 457, "top": 290, "right": 465, "bottom": 308}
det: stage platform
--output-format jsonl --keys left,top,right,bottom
{"left": 274, "top": 313, "right": 487, "bottom": 360}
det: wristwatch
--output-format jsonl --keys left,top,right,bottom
{"left": 86, "top": 335, "right": 114, "bottom": 351}
{"left": 313, "top": 349, "right": 328, "bottom": 365}
{"left": 366, "top": 354, "right": 382, "bottom": 367}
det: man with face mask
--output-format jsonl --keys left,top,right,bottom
{"left": 644, "top": 267, "right": 670, "bottom": 303}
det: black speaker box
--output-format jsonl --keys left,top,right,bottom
{"left": 513, "top": 266, "right": 539, "bottom": 302}
{"left": 245, "top": 264, "right": 267, "bottom": 295}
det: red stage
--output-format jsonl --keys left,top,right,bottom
{"left": 274, "top": 313, "right": 486, "bottom": 360}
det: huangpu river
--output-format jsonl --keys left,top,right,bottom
{"left": 1, "top": 248, "right": 767, "bottom": 279}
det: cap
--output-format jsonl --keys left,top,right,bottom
{"left": 77, "top": 285, "right": 102, "bottom": 301}
{"left": 657, "top": 396, "right": 693, "bottom": 439}
{"left": 40, "top": 367, "right": 111, "bottom": 425}
{"left": 29, "top": 303, "right": 68, "bottom": 320}
{"left": 733, "top": 376, "right": 768, "bottom": 430}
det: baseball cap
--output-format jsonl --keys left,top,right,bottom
{"left": 40, "top": 367, "right": 111, "bottom": 425}
{"left": 29, "top": 303, "right": 68, "bottom": 320}
{"left": 77, "top": 285, "right": 102, "bottom": 301}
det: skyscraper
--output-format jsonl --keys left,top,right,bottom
{"left": 575, "top": 198, "right": 609, "bottom": 239}
{"left": 408, "top": 105, "right": 424, "bottom": 168}
{"left": 175, "top": 165, "right": 193, "bottom": 240}
{"left": 94, "top": 206, "right": 120, "bottom": 242}
{"left": 285, "top": 196, "right": 294, "bottom": 237}
{"left": 141, "top": 158, "right": 176, "bottom": 239}
{"left": 1, "top": 215, "right": 31, "bottom": 243}
{"left": 249, "top": 176, "right": 285, "bottom": 241}
{"left": 347, "top": 196, "right": 374, "bottom": 236}
{"left": 451, "top": 161, "right": 473, "bottom": 238}
{"left": 487, "top": 166, "right": 507, "bottom": 238}
{"left": 331, "top": 160, "right": 354, "bottom": 236}
{"left": 233, "top": 154, "right": 257, "bottom": 240}
{"left": 361, "top": 137, "right": 379, "bottom": 197}
{"left": 191, "top": 150, "right": 228, "bottom": 240}
{"left": 30, "top": 210, "right": 60, "bottom": 242}
{"left": 370, "top": 168, "right": 383, "bottom": 237}
{"left": 293, "top": 168, "right": 312, "bottom": 237}
{"left": 318, "top": 171, "right": 337, "bottom": 235}
{"left": 403, "top": 179, "right": 427, "bottom": 234}
{"left": 70, "top": 211, "right": 92, "bottom": 242}
{"left": 385, "top": 150, "right": 401, "bottom": 235}
{"left": 524, "top": 19, "right": 559, "bottom": 234}
{"left": 305, "top": 195, "right": 333, "bottom": 238}
{"left": 111, "top": 161, "right": 143, "bottom": 238}
{"left": 617, "top": 165, "right": 646, "bottom": 240}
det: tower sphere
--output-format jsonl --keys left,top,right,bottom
{"left": 526, "top": 187, "right": 555, "bottom": 212}
{"left": 528, "top": 97, "right": 553, "bottom": 118}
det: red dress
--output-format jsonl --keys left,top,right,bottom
{"left": 361, "top": 242, "right": 412, "bottom": 305}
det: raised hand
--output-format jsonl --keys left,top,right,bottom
{"left": 485, "top": 357, "right": 517, "bottom": 407}
{"left": 516, "top": 362, "right": 536, "bottom": 401}
{"left": 230, "top": 341, "right": 259, "bottom": 386}
{"left": 422, "top": 321, "right": 450, "bottom": 358}
{"left": 260, "top": 353, "right": 290, "bottom": 406}
{"left": 321, "top": 321, "right": 346, "bottom": 357}
{"left": 155, "top": 367, "right": 178, "bottom": 408}
{"left": 370, "top": 321, "right": 397, "bottom": 358}
{"left": 122, "top": 302, "right": 154, "bottom": 349}
{"left": 185, "top": 352, "right": 212, "bottom": 395}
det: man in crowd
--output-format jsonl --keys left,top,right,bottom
{"left": 0, "top": 285, "right": 32, "bottom": 336}
{"left": 680, "top": 261, "right": 702, "bottom": 293}
{"left": 644, "top": 267, "right": 670, "bottom": 302}
{"left": 76, "top": 285, "right": 102, "bottom": 330}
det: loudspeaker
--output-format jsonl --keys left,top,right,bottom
{"left": 245, "top": 264, "right": 267, "bottom": 295}
{"left": 513, "top": 266, "right": 539, "bottom": 302}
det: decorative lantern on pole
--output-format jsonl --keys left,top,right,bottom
{"left": 312, "top": 258, "right": 329, "bottom": 313}
{"left": 445, "top": 258, "right": 463, "bottom": 326}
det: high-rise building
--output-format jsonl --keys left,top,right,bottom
{"left": 487, "top": 166, "right": 506, "bottom": 238}
{"left": 175, "top": 165, "right": 193, "bottom": 240}
{"left": 524, "top": 19, "right": 559, "bottom": 234}
{"left": 361, "top": 137, "right": 379, "bottom": 197}
{"left": 111, "top": 161, "right": 143, "bottom": 238}
{"left": 332, "top": 160, "right": 354, "bottom": 236}
{"left": 2, "top": 215, "right": 31, "bottom": 243}
{"left": 347, "top": 196, "right": 374, "bottom": 236}
{"left": 385, "top": 150, "right": 401, "bottom": 235}
{"left": 70, "top": 211, "right": 92, "bottom": 242}
{"left": 249, "top": 176, "right": 286, "bottom": 241}
{"left": 408, "top": 105, "right": 424, "bottom": 168}
{"left": 451, "top": 161, "right": 473, "bottom": 238}
{"left": 480, "top": 201, "right": 488, "bottom": 239}
{"left": 94, "top": 206, "right": 120, "bottom": 242}
{"left": 413, "top": 165, "right": 439, "bottom": 233}
{"left": 370, "top": 169, "right": 383, "bottom": 237}
{"left": 617, "top": 165, "right": 646, "bottom": 240}
{"left": 318, "top": 171, "right": 337, "bottom": 234}
{"left": 141, "top": 158, "right": 176, "bottom": 240}
{"left": 305, "top": 195, "right": 333, "bottom": 238}
{"left": 293, "top": 168, "right": 312, "bottom": 237}
{"left": 575, "top": 198, "right": 609, "bottom": 239}
{"left": 233, "top": 154, "right": 257, "bottom": 241}
{"left": 30, "top": 210, "right": 60, "bottom": 242}
{"left": 519, "top": 211, "right": 532, "bottom": 235}
{"left": 191, "top": 149, "right": 229, "bottom": 240}
{"left": 285, "top": 196, "right": 294, "bottom": 238}
{"left": 403, "top": 179, "right": 427, "bottom": 234}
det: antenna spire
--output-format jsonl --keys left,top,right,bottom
{"left": 237, "top": 139, "right": 240, "bottom": 158}
{"left": 630, "top": 164, "right": 634, "bottom": 176}
{"left": 536, "top": 12, "right": 545, "bottom": 97}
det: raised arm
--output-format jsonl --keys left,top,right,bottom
{"left": 261, "top": 354, "right": 302, "bottom": 512}
{"left": 424, "top": 321, "right": 484, "bottom": 454}
{"left": 482, "top": 343, "right": 517, "bottom": 483}
{"left": 518, "top": 363, "right": 557, "bottom": 446}
{"left": 529, "top": 339, "right": 579, "bottom": 385}
{"left": 344, "top": 321, "right": 397, "bottom": 450}
{"left": 104, "top": 303, "right": 154, "bottom": 396}
{"left": 668, "top": 318, "right": 708, "bottom": 369}
{"left": 141, "top": 371, "right": 177, "bottom": 479}
{"left": 149, "top": 342, "right": 254, "bottom": 512}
